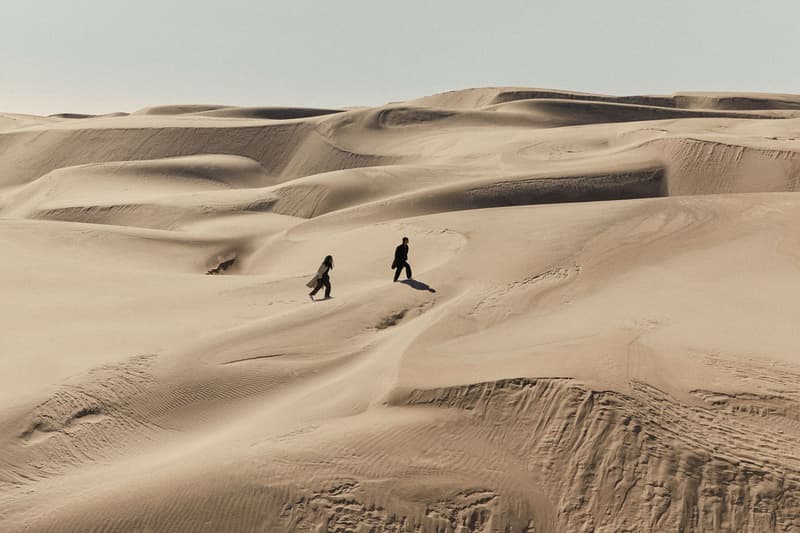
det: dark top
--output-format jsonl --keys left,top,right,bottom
{"left": 394, "top": 244, "right": 409, "bottom": 264}
{"left": 320, "top": 264, "right": 330, "bottom": 280}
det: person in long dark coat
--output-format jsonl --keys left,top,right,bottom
{"left": 307, "top": 255, "right": 334, "bottom": 300}
{"left": 392, "top": 237, "right": 412, "bottom": 282}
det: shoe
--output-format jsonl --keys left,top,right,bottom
{"left": 308, "top": 293, "right": 314, "bottom": 301}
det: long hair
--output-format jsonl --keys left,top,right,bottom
{"left": 323, "top": 255, "right": 334, "bottom": 269}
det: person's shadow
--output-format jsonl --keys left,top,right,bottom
{"left": 400, "top": 279, "right": 436, "bottom": 293}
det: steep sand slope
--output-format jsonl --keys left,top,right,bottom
{"left": 2, "top": 89, "right": 800, "bottom": 532}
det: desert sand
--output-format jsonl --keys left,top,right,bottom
{"left": 2, "top": 87, "right": 800, "bottom": 532}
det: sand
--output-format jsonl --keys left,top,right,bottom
{"left": 1, "top": 87, "right": 800, "bottom": 532}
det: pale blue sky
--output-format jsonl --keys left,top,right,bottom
{"left": 2, "top": 0, "right": 797, "bottom": 115}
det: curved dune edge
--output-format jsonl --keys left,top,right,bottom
{"left": 2, "top": 88, "right": 800, "bottom": 532}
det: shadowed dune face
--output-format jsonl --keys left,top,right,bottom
{"left": 2, "top": 88, "right": 800, "bottom": 532}
{"left": 132, "top": 104, "right": 345, "bottom": 120}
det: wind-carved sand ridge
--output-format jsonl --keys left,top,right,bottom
{"left": 2, "top": 87, "right": 800, "bottom": 532}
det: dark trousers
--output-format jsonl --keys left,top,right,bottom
{"left": 393, "top": 262, "right": 412, "bottom": 282}
{"left": 310, "top": 276, "right": 331, "bottom": 298}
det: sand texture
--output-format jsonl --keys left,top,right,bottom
{"left": 2, "top": 87, "right": 800, "bottom": 532}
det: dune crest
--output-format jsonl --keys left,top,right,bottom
{"left": 2, "top": 87, "right": 800, "bottom": 532}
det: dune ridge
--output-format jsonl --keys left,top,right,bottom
{"left": 2, "top": 87, "right": 800, "bottom": 532}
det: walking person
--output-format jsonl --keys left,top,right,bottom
{"left": 392, "top": 237, "right": 412, "bottom": 282}
{"left": 307, "top": 255, "right": 334, "bottom": 300}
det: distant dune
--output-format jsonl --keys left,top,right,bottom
{"left": 2, "top": 88, "right": 800, "bottom": 532}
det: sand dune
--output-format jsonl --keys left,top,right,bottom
{"left": 2, "top": 87, "right": 800, "bottom": 532}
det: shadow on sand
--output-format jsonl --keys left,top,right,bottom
{"left": 400, "top": 279, "right": 436, "bottom": 293}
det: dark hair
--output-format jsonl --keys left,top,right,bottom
{"left": 323, "top": 255, "right": 334, "bottom": 268}
{"left": 402, "top": 237, "right": 409, "bottom": 243}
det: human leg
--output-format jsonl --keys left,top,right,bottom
{"left": 404, "top": 262, "right": 412, "bottom": 279}
{"left": 310, "top": 278, "right": 323, "bottom": 296}
{"left": 323, "top": 278, "right": 331, "bottom": 298}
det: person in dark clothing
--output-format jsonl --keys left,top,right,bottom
{"left": 392, "top": 237, "right": 412, "bottom": 282}
{"left": 307, "top": 255, "right": 334, "bottom": 300}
